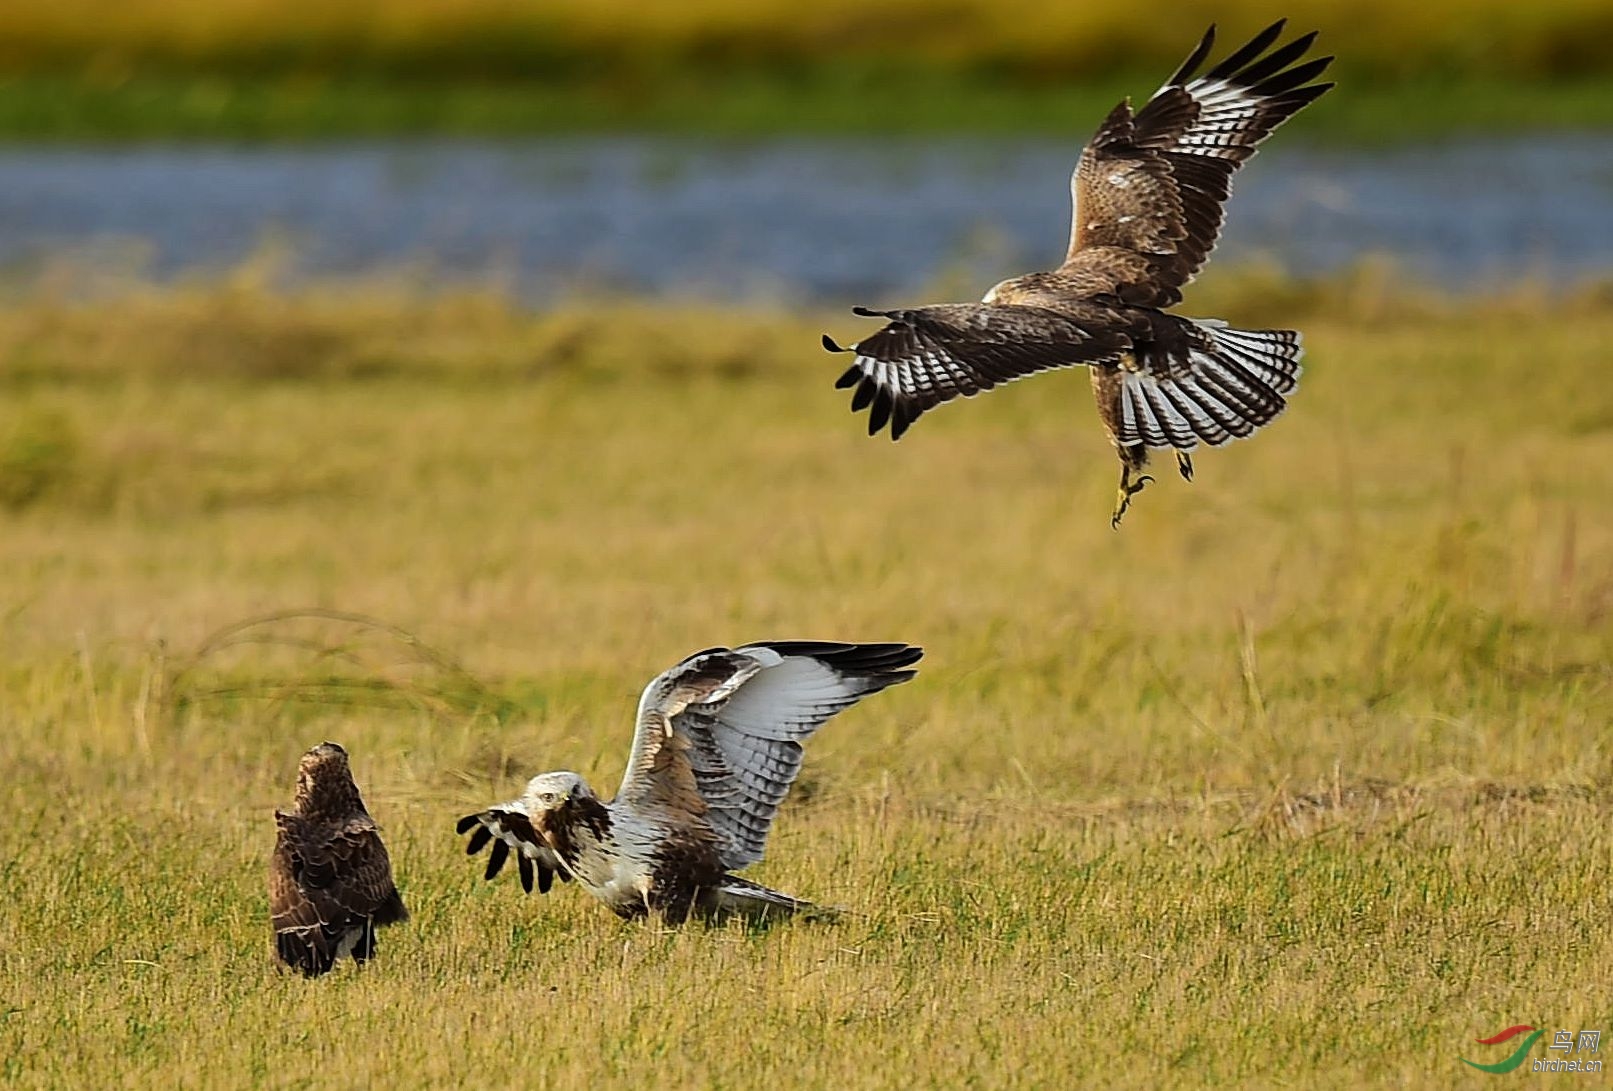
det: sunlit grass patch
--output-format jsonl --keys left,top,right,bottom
{"left": 1, "top": 272, "right": 1610, "bottom": 1086}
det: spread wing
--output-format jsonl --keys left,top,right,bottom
{"left": 454, "top": 806, "right": 571, "bottom": 895}
{"left": 618, "top": 641, "right": 922, "bottom": 869}
{"left": 1064, "top": 20, "right": 1333, "bottom": 307}
{"left": 822, "top": 304, "right": 1131, "bottom": 439}
{"left": 269, "top": 811, "right": 407, "bottom": 975}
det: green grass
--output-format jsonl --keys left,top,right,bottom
{"left": 4, "top": 71, "right": 1613, "bottom": 140}
{"left": 1, "top": 0, "right": 1612, "bottom": 138}
{"left": 2, "top": 273, "right": 1611, "bottom": 1086}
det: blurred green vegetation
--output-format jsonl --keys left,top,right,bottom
{"left": 4, "top": 72, "right": 1613, "bottom": 140}
{"left": 0, "top": 0, "right": 1610, "bottom": 137}
{"left": 0, "top": 407, "right": 79, "bottom": 510}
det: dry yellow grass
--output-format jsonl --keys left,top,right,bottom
{"left": 1, "top": 273, "right": 1611, "bottom": 1086}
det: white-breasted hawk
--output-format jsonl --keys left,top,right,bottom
{"left": 456, "top": 641, "right": 921, "bottom": 924}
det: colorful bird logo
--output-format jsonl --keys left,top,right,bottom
{"left": 1461, "top": 1026, "right": 1544, "bottom": 1074}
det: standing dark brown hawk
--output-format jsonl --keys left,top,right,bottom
{"left": 823, "top": 21, "right": 1334, "bottom": 526}
{"left": 456, "top": 640, "right": 921, "bottom": 924}
{"left": 269, "top": 742, "right": 408, "bottom": 976}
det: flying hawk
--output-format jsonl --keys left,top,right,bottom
{"left": 456, "top": 640, "right": 921, "bottom": 923}
{"left": 823, "top": 21, "right": 1334, "bottom": 526}
{"left": 269, "top": 742, "right": 409, "bottom": 976}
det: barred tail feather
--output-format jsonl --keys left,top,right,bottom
{"left": 697, "top": 876, "right": 839, "bottom": 924}
{"left": 1203, "top": 322, "right": 1303, "bottom": 395}
{"left": 1119, "top": 321, "right": 1303, "bottom": 451}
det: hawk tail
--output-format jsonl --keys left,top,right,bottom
{"left": 274, "top": 925, "right": 340, "bottom": 977}
{"left": 373, "top": 887, "right": 410, "bottom": 927}
{"left": 1119, "top": 319, "right": 1303, "bottom": 450}
{"left": 696, "top": 876, "right": 840, "bottom": 924}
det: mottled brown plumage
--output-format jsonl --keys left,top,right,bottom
{"left": 269, "top": 742, "right": 408, "bottom": 976}
{"left": 824, "top": 21, "right": 1332, "bottom": 525}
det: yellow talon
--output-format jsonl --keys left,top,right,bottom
{"left": 1110, "top": 469, "right": 1154, "bottom": 529}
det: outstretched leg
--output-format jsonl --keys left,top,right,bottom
{"left": 349, "top": 920, "right": 378, "bottom": 966}
{"left": 1111, "top": 462, "right": 1154, "bottom": 529}
{"left": 1176, "top": 451, "right": 1194, "bottom": 482}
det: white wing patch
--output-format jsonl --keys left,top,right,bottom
{"left": 1161, "top": 78, "right": 1270, "bottom": 161}
{"left": 687, "top": 652, "right": 870, "bottom": 868}
{"left": 717, "top": 655, "right": 871, "bottom": 742}
{"left": 624, "top": 642, "right": 918, "bottom": 871}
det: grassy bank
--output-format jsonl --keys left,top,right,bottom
{"left": 2, "top": 277, "right": 1611, "bottom": 1085}
{"left": 5, "top": 0, "right": 1610, "bottom": 81}
{"left": 0, "top": 0, "right": 1611, "bottom": 138}
{"left": 5, "top": 71, "right": 1613, "bottom": 140}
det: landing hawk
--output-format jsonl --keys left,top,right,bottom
{"left": 823, "top": 21, "right": 1334, "bottom": 526}
{"left": 456, "top": 640, "right": 921, "bottom": 923}
{"left": 269, "top": 742, "right": 408, "bottom": 976}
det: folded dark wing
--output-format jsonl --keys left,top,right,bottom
{"left": 823, "top": 303, "right": 1130, "bottom": 439}
{"left": 270, "top": 812, "right": 407, "bottom": 974}
{"left": 1065, "top": 20, "right": 1333, "bottom": 306}
{"left": 455, "top": 806, "right": 570, "bottom": 895}
{"left": 621, "top": 642, "right": 921, "bottom": 870}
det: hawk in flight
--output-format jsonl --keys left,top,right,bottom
{"left": 269, "top": 742, "right": 409, "bottom": 976}
{"left": 824, "top": 21, "right": 1334, "bottom": 526}
{"left": 457, "top": 640, "right": 921, "bottom": 923}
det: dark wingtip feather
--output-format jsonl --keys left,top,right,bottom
{"left": 538, "top": 865, "right": 555, "bottom": 894}
{"left": 455, "top": 813, "right": 480, "bottom": 835}
{"left": 867, "top": 390, "right": 894, "bottom": 435}
{"left": 834, "top": 364, "right": 861, "bottom": 389}
{"left": 1258, "top": 17, "right": 1289, "bottom": 38}
{"left": 1206, "top": 19, "right": 1287, "bottom": 81}
{"left": 1286, "top": 29, "right": 1319, "bottom": 55}
{"left": 1232, "top": 30, "right": 1319, "bottom": 86}
{"left": 485, "top": 838, "right": 509, "bottom": 881}
{"left": 1252, "top": 55, "right": 1335, "bottom": 97}
{"left": 1166, "top": 23, "right": 1218, "bottom": 87}
{"left": 464, "top": 824, "right": 492, "bottom": 856}
{"left": 754, "top": 641, "right": 924, "bottom": 676}
{"left": 822, "top": 334, "right": 847, "bottom": 353}
{"left": 850, "top": 378, "right": 877, "bottom": 412}
{"left": 850, "top": 306, "right": 880, "bottom": 317}
{"left": 518, "top": 853, "right": 534, "bottom": 894}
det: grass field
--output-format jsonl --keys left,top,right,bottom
{"left": 2, "top": 0, "right": 1612, "bottom": 137}
{"left": 1, "top": 274, "right": 1611, "bottom": 1085}
{"left": 6, "top": 71, "right": 1613, "bottom": 141}
{"left": 5, "top": 0, "right": 1610, "bottom": 79}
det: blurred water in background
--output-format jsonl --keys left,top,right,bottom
{"left": 0, "top": 134, "right": 1609, "bottom": 301}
